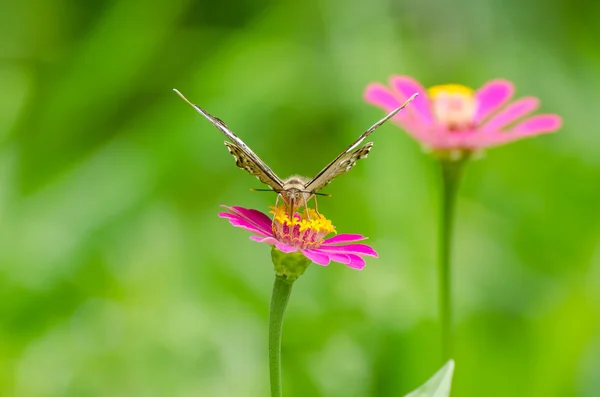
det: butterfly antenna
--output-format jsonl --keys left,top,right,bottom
{"left": 250, "top": 188, "right": 277, "bottom": 193}
{"left": 311, "top": 192, "right": 332, "bottom": 197}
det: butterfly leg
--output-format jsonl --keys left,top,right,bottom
{"left": 302, "top": 194, "right": 318, "bottom": 215}
{"left": 302, "top": 194, "right": 312, "bottom": 221}
{"left": 271, "top": 193, "right": 282, "bottom": 224}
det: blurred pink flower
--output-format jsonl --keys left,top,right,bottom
{"left": 219, "top": 205, "right": 377, "bottom": 270}
{"left": 364, "top": 76, "right": 562, "bottom": 154}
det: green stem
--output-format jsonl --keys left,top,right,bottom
{"left": 438, "top": 158, "right": 465, "bottom": 361}
{"left": 269, "top": 275, "right": 294, "bottom": 397}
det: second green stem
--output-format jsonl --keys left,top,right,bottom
{"left": 438, "top": 158, "right": 464, "bottom": 361}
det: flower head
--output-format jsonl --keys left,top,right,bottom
{"left": 364, "top": 76, "right": 562, "bottom": 158}
{"left": 219, "top": 205, "right": 377, "bottom": 271}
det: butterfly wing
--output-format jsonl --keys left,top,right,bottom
{"left": 174, "top": 89, "right": 285, "bottom": 191}
{"left": 304, "top": 142, "right": 374, "bottom": 192}
{"left": 304, "top": 93, "right": 418, "bottom": 192}
{"left": 224, "top": 141, "right": 286, "bottom": 190}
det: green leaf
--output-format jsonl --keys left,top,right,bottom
{"left": 404, "top": 360, "right": 455, "bottom": 397}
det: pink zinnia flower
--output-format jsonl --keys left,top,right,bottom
{"left": 219, "top": 205, "right": 377, "bottom": 270}
{"left": 364, "top": 76, "right": 562, "bottom": 154}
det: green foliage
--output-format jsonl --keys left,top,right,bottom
{"left": 405, "top": 360, "right": 454, "bottom": 397}
{"left": 1, "top": 0, "right": 600, "bottom": 396}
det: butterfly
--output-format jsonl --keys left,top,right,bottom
{"left": 174, "top": 89, "right": 417, "bottom": 213}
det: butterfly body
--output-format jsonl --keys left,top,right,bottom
{"left": 174, "top": 89, "right": 417, "bottom": 211}
{"left": 280, "top": 176, "right": 311, "bottom": 211}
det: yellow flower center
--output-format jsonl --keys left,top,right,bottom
{"left": 428, "top": 84, "right": 474, "bottom": 98}
{"left": 271, "top": 205, "right": 336, "bottom": 234}
{"left": 428, "top": 84, "right": 476, "bottom": 131}
{"left": 270, "top": 205, "right": 336, "bottom": 249}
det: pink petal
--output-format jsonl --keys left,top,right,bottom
{"left": 276, "top": 243, "right": 298, "bottom": 254}
{"left": 510, "top": 114, "right": 563, "bottom": 136}
{"left": 478, "top": 114, "right": 562, "bottom": 147}
{"left": 480, "top": 97, "right": 540, "bottom": 133}
{"left": 326, "top": 252, "right": 351, "bottom": 265}
{"left": 390, "top": 75, "right": 434, "bottom": 125}
{"left": 221, "top": 205, "right": 273, "bottom": 236}
{"left": 319, "top": 243, "right": 378, "bottom": 257}
{"left": 325, "top": 253, "right": 366, "bottom": 270}
{"left": 230, "top": 206, "right": 273, "bottom": 233}
{"left": 364, "top": 83, "right": 403, "bottom": 112}
{"left": 323, "top": 234, "right": 367, "bottom": 245}
{"left": 219, "top": 213, "right": 270, "bottom": 237}
{"left": 363, "top": 77, "right": 436, "bottom": 145}
{"left": 344, "top": 254, "right": 366, "bottom": 270}
{"left": 302, "top": 249, "right": 331, "bottom": 266}
{"left": 249, "top": 236, "right": 279, "bottom": 244}
{"left": 364, "top": 82, "right": 422, "bottom": 137}
{"left": 474, "top": 79, "right": 514, "bottom": 123}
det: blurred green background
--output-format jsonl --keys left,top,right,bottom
{"left": 1, "top": 0, "right": 600, "bottom": 396}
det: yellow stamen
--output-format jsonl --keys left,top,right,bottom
{"left": 269, "top": 205, "right": 337, "bottom": 235}
{"left": 428, "top": 84, "right": 474, "bottom": 98}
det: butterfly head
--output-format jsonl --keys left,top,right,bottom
{"left": 280, "top": 176, "right": 312, "bottom": 215}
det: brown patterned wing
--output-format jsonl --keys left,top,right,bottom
{"left": 174, "top": 89, "right": 284, "bottom": 191}
{"left": 224, "top": 141, "right": 284, "bottom": 191}
{"left": 303, "top": 142, "right": 373, "bottom": 192}
{"left": 304, "top": 92, "right": 417, "bottom": 193}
